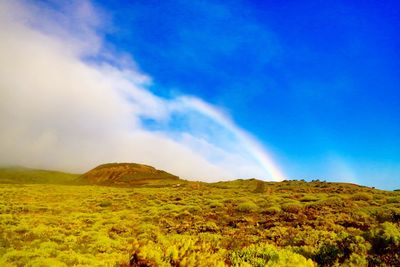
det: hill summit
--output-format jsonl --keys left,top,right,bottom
{"left": 78, "top": 163, "right": 180, "bottom": 186}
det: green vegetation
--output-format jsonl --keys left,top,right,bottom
{"left": 231, "top": 243, "right": 314, "bottom": 267}
{"left": 0, "top": 167, "right": 400, "bottom": 266}
{"left": 0, "top": 167, "right": 78, "bottom": 184}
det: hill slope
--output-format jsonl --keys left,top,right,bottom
{"left": 1, "top": 179, "right": 400, "bottom": 266}
{"left": 0, "top": 166, "right": 79, "bottom": 184}
{"left": 77, "top": 163, "right": 180, "bottom": 186}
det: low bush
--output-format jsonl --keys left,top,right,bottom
{"left": 231, "top": 243, "right": 315, "bottom": 267}
{"left": 98, "top": 200, "right": 112, "bottom": 207}
{"left": 264, "top": 206, "right": 281, "bottom": 215}
{"left": 281, "top": 203, "right": 303, "bottom": 214}
{"left": 237, "top": 201, "right": 258, "bottom": 213}
{"left": 351, "top": 193, "right": 373, "bottom": 202}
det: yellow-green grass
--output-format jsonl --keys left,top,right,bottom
{"left": 0, "top": 167, "right": 79, "bottom": 184}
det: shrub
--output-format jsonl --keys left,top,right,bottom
{"left": 367, "top": 222, "right": 400, "bottom": 266}
{"left": 369, "top": 222, "right": 400, "bottom": 251}
{"left": 334, "top": 234, "right": 370, "bottom": 265}
{"left": 281, "top": 203, "right": 303, "bottom": 214}
{"left": 197, "top": 222, "right": 219, "bottom": 233}
{"left": 98, "top": 200, "right": 112, "bottom": 207}
{"left": 300, "top": 195, "right": 319, "bottom": 203}
{"left": 322, "top": 197, "right": 345, "bottom": 208}
{"left": 314, "top": 243, "right": 340, "bottom": 266}
{"left": 0, "top": 250, "right": 38, "bottom": 266}
{"left": 237, "top": 201, "right": 259, "bottom": 213}
{"left": 231, "top": 243, "right": 315, "bottom": 267}
{"left": 26, "top": 257, "right": 68, "bottom": 267}
{"left": 209, "top": 201, "right": 223, "bottom": 209}
{"left": 253, "top": 181, "right": 266, "bottom": 193}
{"left": 265, "top": 206, "right": 281, "bottom": 215}
{"left": 374, "top": 208, "right": 394, "bottom": 223}
{"left": 132, "top": 234, "right": 227, "bottom": 267}
{"left": 351, "top": 193, "right": 373, "bottom": 202}
{"left": 387, "top": 197, "right": 400, "bottom": 204}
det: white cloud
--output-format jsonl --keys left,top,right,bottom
{"left": 0, "top": 1, "right": 285, "bottom": 181}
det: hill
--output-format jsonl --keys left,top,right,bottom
{"left": 0, "top": 166, "right": 79, "bottom": 184}
{"left": 77, "top": 162, "right": 180, "bottom": 186}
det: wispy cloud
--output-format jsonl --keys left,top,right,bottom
{"left": 0, "top": 1, "right": 285, "bottom": 181}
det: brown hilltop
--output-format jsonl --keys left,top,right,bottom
{"left": 78, "top": 163, "right": 180, "bottom": 186}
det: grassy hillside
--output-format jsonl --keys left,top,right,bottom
{"left": 0, "top": 166, "right": 79, "bottom": 184}
{"left": 1, "top": 175, "right": 400, "bottom": 266}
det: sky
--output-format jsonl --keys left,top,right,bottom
{"left": 0, "top": 1, "right": 399, "bottom": 189}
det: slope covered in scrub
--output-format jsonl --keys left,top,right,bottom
{"left": 1, "top": 173, "right": 400, "bottom": 266}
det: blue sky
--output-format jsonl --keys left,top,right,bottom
{"left": 91, "top": 0, "right": 400, "bottom": 188}
{"left": 1, "top": 1, "right": 399, "bottom": 189}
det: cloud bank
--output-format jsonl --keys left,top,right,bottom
{"left": 0, "top": 1, "right": 285, "bottom": 181}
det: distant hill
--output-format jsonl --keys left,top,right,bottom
{"left": 0, "top": 166, "right": 79, "bottom": 184}
{"left": 77, "top": 163, "right": 180, "bottom": 186}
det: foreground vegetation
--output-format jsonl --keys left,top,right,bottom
{"left": 0, "top": 172, "right": 400, "bottom": 266}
